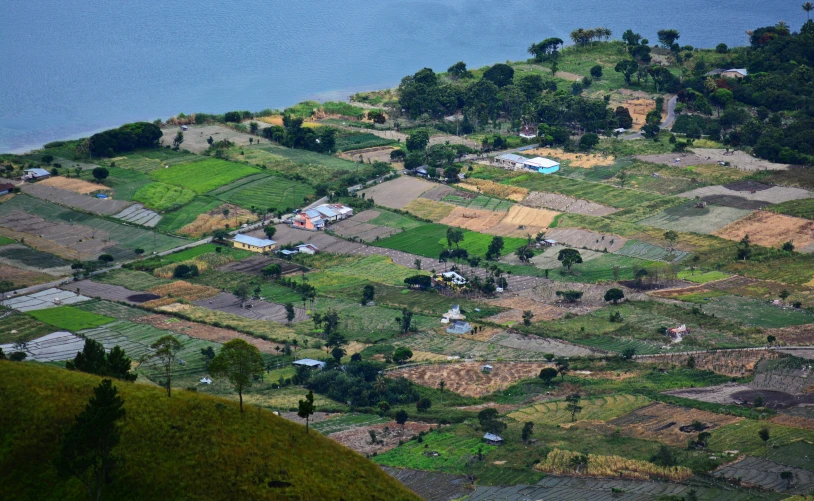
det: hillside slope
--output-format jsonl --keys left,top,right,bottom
{"left": 0, "top": 361, "right": 420, "bottom": 501}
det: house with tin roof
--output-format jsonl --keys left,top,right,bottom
{"left": 232, "top": 234, "right": 277, "bottom": 253}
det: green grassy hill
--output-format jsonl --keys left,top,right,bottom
{"left": 0, "top": 361, "right": 419, "bottom": 501}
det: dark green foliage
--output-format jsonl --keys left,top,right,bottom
{"left": 173, "top": 263, "right": 199, "bottom": 279}
{"left": 307, "top": 361, "right": 419, "bottom": 408}
{"left": 539, "top": 367, "right": 558, "bottom": 384}
{"left": 66, "top": 339, "right": 136, "bottom": 382}
{"left": 87, "top": 122, "right": 162, "bottom": 156}
{"left": 482, "top": 63, "right": 514, "bottom": 88}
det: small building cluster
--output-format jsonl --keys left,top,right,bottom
{"left": 293, "top": 358, "right": 327, "bottom": 370}
{"left": 665, "top": 324, "right": 688, "bottom": 342}
{"left": 22, "top": 168, "right": 50, "bottom": 182}
{"left": 290, "top": 203, "right": 354, "bottom": 231}
{"left": 706, "top": 68, "right": 748, "bottom": 79}
{"left": 434, "top": 271, "right": 468, "bottom": 288}
{"left": 446, "top": 319, "right": 472, "bottom": 335}
{"left": 494, "top": 153, "right": 559, "bottom": 174}
{"left": 441, "top": 304, "right": 465, "bottom": 324}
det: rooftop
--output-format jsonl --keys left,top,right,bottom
{"left": 233, "top": 234, "right": 276, "bottom": 248}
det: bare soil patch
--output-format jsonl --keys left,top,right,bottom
{"left": 217, "top": 254, "right": 302, "bottom": 276}
{"left": 329, "top": 421, "right": 434, "bottom": 455}
{"left": 638, "top": 149, "right": 789, "bottom": 172}
{"left": 639, "top": 350, "right": 777, "bottom": 377}
{"left": 714, "top": 211, "right": 814, "bottom": 253}
{"left": 359, "top": 176, "right": 436, "bottom": 209}
{"left": 620, "top": 98, "right": 656, "bottom": 130}
{"left": 457, "top": 179, "right": 529, "bottom": 201}
{"left": 162, "top": 124, "right": 258, "bottom": 154}
{"left": 606, "top": 402, "right": 741, "bottom": 448}
{"left": 525, "top": 148, "right": 615, "bottom": 168}
{"left": 178, "top": 204, "right": 257, "bottom": 238}
{"left": 523, "top": 191, "right": 617, "bottom": 216}
{"left": 21, "top": 183, "right": 132, "bottom": 215}
{"left": 420, "top": 185, "right": 457, "bottom": 202}
{"left": 193, "top": 292, "right": 308, "bottom": 323}
{"left": 402, "top": 199, "right": 455, "bottom": 222}
{"left": 339, "top": 146, "right": 399, "bottom": 164}
{"left": 331, "top": 218, "right": 400, "bottom": 242}
{"left": 133, "top": 314, "right": 284, "bottom": 354}
{"left": 440, "top": 207, "right": 506, "bottom": 233}
{"left": 486, "top": 297, "right": 569, "bottom": 323}
{"left": 664, "top": 382, "right": 754, "bottom": 405}
{"left": 486, "top": 331, "right": 600, "bottom": 357}
{"left": 0, "top": 213, "right": 111, "bottom": 261}
{"left": 678, "top": 185, "right": 811, "bottom": 210}
{"left": 770, "top": 414, "right": 814, "bottom": 430}
{"left": 61, "top": 280, "right": 159, "bottom": 304}
{"left": 489, "top": 205, "right": 560, "bottom": 237}
{"left": 391, "top": 362, "right": 549, "bottom": 397}
{"left": 143, "top": 281, "right": 220, "bottom": 307}
{"left": 765, "top": 324, "right": 814, "bottom": 345}
{"left": 37, "top": 176, "right": 106, "bottom": 195}
{"left": 546, "top": 228, "right": 628, "bottom": 253}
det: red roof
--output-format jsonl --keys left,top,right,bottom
{"left": 0, "top": 183, "right": 14, "bottom": 191}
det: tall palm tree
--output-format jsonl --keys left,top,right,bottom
{"left": 804, "top": 2, "right": 814, "bottom": 20}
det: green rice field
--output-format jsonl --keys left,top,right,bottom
{"left": 614, "top": 240, "right": 688, "bottom": 263}
{"left": 111, "top": 148, "right": 202, "bottom": 173}
{"left": 27, "top": 306, "right": 115, "bottom": 331}
{"left": 441, "top": 193, "right": 514, "bottom": 212}
{"left": 150, "top": 159, "right": 260, "bottom": 194}
{"left": 374, "top": 223, "right": 526, "bottom": 259}
{"left": 133, "top": 182, "right": 197, "bottom": 211}
{"left": 155, "top": 196, "right": 221, "bottom": 233}
{"left": 214, "top": 173, "right": 313, "bottom": 213}
{"left": 368, "top": 210, "right": 424, "bottom": 231}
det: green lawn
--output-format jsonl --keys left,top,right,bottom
{"left": 214, "top": 173, "right": 313, "bottom": 213}
{"left": 93, "top": 269, "right": 171, "bottom": 291}
{"left": 0, "top": 235, "right": 17, "bottom": 245}
{"left": 368, "top": 210, "right": 424, "bottom": 231}
{"left": 133, "top": 182, "right": 197, "bottom": 211}
{"left": 150, "top": 159, "right": 260, "bottom": 194}
{"left": 374, "top": 223, "right": 526, "bottom": 259}
{"left": 27, "top": 306, "right": 115, "bottom": 331}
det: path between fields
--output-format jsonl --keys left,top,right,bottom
{"left": 621, "top": 94, "right": 677, "bottom": 140}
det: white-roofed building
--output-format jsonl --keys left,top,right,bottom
{"left": 232, "top": 234, "right": 277, "bottom": 253}
{"left": 23, "top": 168, "right": 51, "bottom": 181}
{"left": 293, "top": 359, "right": 327, "bottom": 370}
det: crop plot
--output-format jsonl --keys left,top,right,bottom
{"left": 367, "top": 210, "right": 424, "bottom": 231}
{"left": 0, "top": 331, "right": 86, "bottom": 362}
{"left": 155, "top": 303, "right": 301, "bottom": 342}
{"left": 150, "top": 158, "right": 259, "bottom": 194}
{"left": 1, "top": 288, "right": 90, "bottom": 312}
{"left": 457, "top": 179, "right": 529, "bottom": 201}
{"left": 614, "top": 240, "right": 688, "bottom": 263}
{"left": 113, "top": 204, "right": 162, "bottom": 227}
{"left": 21, "top": 183, "right": 132, "bottom": 215}
{"left": 192, "top": 292, "right": 307, "bottom": 323}
{"left": 440, "top": 207, "right": 506, "bottom": 233}
{"left": 441, "top": 192, "right": 514, "bottom": 212}
{"left": 535, "top": 448, "right": 692, "bottom": 482}
{"left": 94, "top": 269, "right": 170, "bottom": 291}
{"left": 217, "top": 255, "right": 301, "bottom": 276}
{"left": 715, "top": 211, "right": 814, "bottom": 253}
{"left": 373, "top": 432, "right": 496, "bottom": 474}
{"left": 338, "top": 145, "right": 399, "bottom": 162}
{"left": 331, "top": 216, "right": 401, "bottom": 242}
{"left": 27, "top": 305, "right": 115, "bottom": 331}
{"left": 693, "top": 295, "right": 813, "bottom": 328}
{"left": 525, "top": 147, "right": 615, "bottom": 168}
{"left": 72, "top": 299, "right": 152, "bottom": 321}
{"left": 0, "top": 311, "right": 54, "bottom": 344}
{"left": 163, "top": 124, "right": 256, "bottom": 153}
{"left": 155, "top": 197, "right": 222, "bottom": 233}
{"left": 36, "top": 176, "right": 107, "bottom": 195}
{"left": 374, "top": 223, "right": 526, "bottom": 259}
{"left": 0, "top": 244, "right": 70, "bottom": 272}
{"left": 713, "top": 457, "right": 813, "bottom": 494}
{"left": 505, "top": 173, "right": 665, "bottom": 209}
{"left": 144, "top": 281, "right": 220, "bottom": 306}
{"left": 546, "top": 228, "right": 628, "bottom": 253}
{"left": 391, "top": 362, "right": 549, "bottom": 397}
{"left": 311, "top": 413, "right": 390, "bottom": 435}
{"left": 176, "top": 203, "right": 255, "bottom": 237}
{"left": 0, "top": 196, "right": 187, "bottom": 260}
{"left": 768, "top": 198, "right": 814, "bottom": 220}
{"left": 639, "top": 350, "right": 775, "bottom": 377}
{"left": 485, "top": 332, "right": 599, "bottom": 357}
{"left": 501, "top": 244, "right": 603, "bottom": 268}
{"left": 213, "top": 173, "right": 313, "bottom": 212}
{"left": 663, "top": 383, "right": 753, "bottom": 405}
{"left": 397, "top": 332, "right": 554, "bottom": 361}
{"left": 382, "top": 468, "right": 472, "bottom": 501}
{"left": 677, "top": 184, "right": 811, "bottom": 210}
{"left": 359, "top": 176, "right": 436, "bottom": 209}
{"left": 638, "top": 201, "right": 752, "bottom": 234}
{"left": 111, "top": 148, "right": 201, "bottom": 173}
{"left": 61, "top": 280, "right": 160, "bottom": 304}
{"left": 133, "top": 313, "right": 283, "bottom": 354}
{"left": 420, "top": 185, "right": 457, "bottom": 202}
{"left": 402, "top": 199, "right": 456, "bottom": 221}
{"left": 0, "top": 263, "right": 56, "bottom": 288}
{"left": 607, "top": 402, "right": 741, "bottom": 448}
{"left": 484, "top": 298, "right": 567, "bottom": 324}
{"left": 522, "top": 191, "right": 617, "bottom": 216}
{"left": 468, "top": 476, "right": 700, "bottom": 501}
{"left": 132, "top": 182, "right": 196, "bottom": 212}
{"left": 509, "top": 394, "right": 650, "bottom": 425}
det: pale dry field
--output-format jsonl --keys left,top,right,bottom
{"left": 714, "top": 211, "right": 814, "bottom": 253}
{"left": 178, "top": 204, "right": 257, "bottom": 237}
{"left": 458, "top": 179, "right": 529, "bottom": 201}
{"left": 439, "top": 205, "right": 558, "bottom": 237}
{"left": 439, "top": 206, "right": 505, "bottom": 232}
{"left": 402, "top": 198, "right": 456, "bottom": 221}
{"left": 359, "top": 176, "right": 436, "bottom": 209}
{"left": 523, "top": 191, "right": 617, "bottom": 216}
{"left": 525, "top": 148, "right": 615, "bottom": 168}
{"left": 133, "top": 314, "right": 285, "bottom": 354}
{"left": 38, "top": 176, "right": 106, "bottom": 195}
{"left": 391, "top": 362, "right": 549, "bottom": 397}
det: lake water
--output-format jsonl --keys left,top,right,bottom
{"left": 0, "top": 0, "right": 802, "bottom": 153}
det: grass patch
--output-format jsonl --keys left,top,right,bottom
{"left": 150, "top": 159, "right": 259, "bottom": 194}
{"left": 0, "top": 235, "right": 16, "bottom": 245}
{"left": 375, "top": 223, "right": 526, "bottom": 259}
{"left": 154, "top": 196, "right": 221, "bottom": 233}
{"left": 110, "top": 148, "right": 201, "bottom": 173}
{"left": 93, "top": 269, "right": 171, "bottom": 291}
{"left": 133, "top": 183, "right": 197, "bottom": 212}
{"left": 766, "top": 198, "right": 814, "bottom": 220}
{"left": 334, "top": 132, "right": 396, "bottom": 152}
{"left": 373, "top": 431, "right": 496, "bottom": 474}
{"left": 27, "top": 305, "right": 115, "bottom": 331}
{"left": 676, "top": 270, "right": 730, "bottom": 283}
{"left": 694, "top": 295, "right": 813, "bottom": 328}
{"left": 0, "top": 362, "right": 418, "bottom": 501}
{"left": 214, "top": 173, "right": 313, "bottom": 213}
{"left": 368, "top": 210, "right": 424, "bottom": 231}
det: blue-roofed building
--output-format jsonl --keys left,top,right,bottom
{"left": 483, "top": 433, "right": 503, "bottom": 445}
{"left": 232, "top": 234, "right": 277, "bottom": 253}
{"left": 293, "top": 359, "right": 327, "bottom": 370}
{"left": 446, "top": 320, "right": 472, "bottom": 335}
{"left": 23, "top": 168, "right": 51, "bottom": 181}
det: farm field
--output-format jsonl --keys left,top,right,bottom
{"left": 714, "top": 211, "right": 814, "bottom": 253}
{"left": 212, "top": 173, "right": 313, "bottom": 213}
{"left": 132, "top": 182, "right": 196, "bottom": 212}
{"left": 262, "top": 143, "right": 365, "bottom": 172}
{"left": 177, "top": 203, "right": 255, "bottom": 237}
{"left": 0, "top": 244, "right": 70, "bottom": 271}
{"left": 522, "top": 191, "right": 617, "bottom": 216}
{"left": 457, "top": 178, "right": 529, "bottom": 201}
{"left": 638, "top": 201, "right": 752, "bottom": 234}
{"left": 110, "top": 148, "right": 202, "bottom": 173}
{"left": 334, "top": 132, "right": 396, "bottom": 152}
{"left": 676, "top": 270, "right": 730, "bottom": 283}
{"left": 72, "top": 299, "right": 153, "bottom": 321}
{"left": 374, "top": 223, "right": 526, "bottom": 260}
{"left": 113, "top": 203, "right": 162, "bottom": 227}
{"left": 689, "top": 295, "right": 812, "bottom": 328}
{"left": 509, "top": 394, "right": 651, "bottom": 425}
{"left": 154, "top": 303, "right": 301, "bottom": 343}
{"left": 502, "top": 172, "right": 666, "bottom": 209}
{"left": 677, "top": 184, "right": 812, "bottom": 209}
{"left": 441, "top": 192, "right": 514, "bottom": 212}
{"left": 150, "top": 158, "right": 259, "bottom": 194}
{"left": 154, "top": 196, "right": 222, "bottom": 233}
{"left": 768, "top": 197, "right": 814, "bottom": 220}
{"left": 0, "top": 311, "right": 54, "bottom": 344}
{"left": 614, "top": 240, "right": 688, "bottom": 262}
{"left": 402, "top": 199, "right": 456, "bottom": 221}
{"left": 373, "top": 432, "right": 497, "bottom": 474}
{"left": 27, "top": 305, "right": 115, "bottom": 331}
{"left": 391, "top": 362, "right": 549, "bottom": 397}
{"left": 0, "top": 263, "right": 55, "bottom": 288}
{"left": 164, "top": 124, "right": 257, "bottom": 153}
{"left": 360, "top": 176, "right": 436, "bottom": 209}
{"left": 21, "top": 183, "right": 132, "bottom": 215}
{"left": 35, "top": 176, "right": 107, "bottom": 195}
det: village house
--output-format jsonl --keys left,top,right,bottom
{"left": 436, "top": 271, "right": 468, "bottom": 287}
{"left": 483, "top": 433, "right": 503, "bottom": 445}
{"left": 293, "top": 359, "right": 327, "bottom": 370}
{"left": 481, "top": 364, "right": 493, "bottom": 373}
{"left": 518, "top": 124, "right": 537, "bottom": 140}
{"left": 313, "top": 205, "right": 339, "bottom": 222}
{"left": 232, "top": 234, "right": 277, "bottom": 253}
{"left": 446, "top": 320, "right": 472, "bottom": 335}
{"left": 721, "top": 68, "right": 748, "bottom": 79}
{"left": 494, "top": 154, "right": 560, "bottom": 174}
{"left": 665, "top": 324, "right": 689, "bottom": 342}
{"left": 441, "top": 304, "right": 465, "bottom": 324}
{"left": 22, "top": 168, "right": 50, "bottom": 181}
{"left": 0, "top": 183, "right": 15, "bottom": 196}
{"left": 295, "top": 244, "right": 319, "bottom": 255}
{"left": 291, "top": 209, "right": 325, "bottom": 231}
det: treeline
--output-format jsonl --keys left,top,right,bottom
{"left": 301, "top": 359, "right": 419, "bottom": 408}
{"left": 84, "top": 122, "right": 162, "bottom": 157}
{"left": 261, "top": 115, "right": 336, "bottom": 153}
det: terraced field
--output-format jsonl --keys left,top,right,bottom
{"left": 638, "top": 201, "right": 752, "bottom": 234}
{"left": 508, "top": 394, "right": 651, "bottom": 425}
{"left": 614, "top": 240, "right": 688, "bottom": 263}
{"left": 503, "top": 172, "right": 666, "bottom": 209}
{"left": 133, "top": 183, "right": 196, "bottom": 211}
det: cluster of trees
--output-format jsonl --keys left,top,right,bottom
{"left": 302, "top": 359, "right": 420, "bottom": 408}
{"left": 261, "top": 115, "right": 336, "bottom": 153}
{"left": 83, "top": 122, "right": 163, "bottom": 157}
{"left": 66, "top": 339, "right": 137, "bottom": 382}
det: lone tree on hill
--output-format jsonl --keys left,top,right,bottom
{"left": 396, "top": 308, "right": 414, "bottom": 334}
{"left": 362, "top": 284, "right": 375, "bottom": 305}
{"left": 737, "top": 234, "right": 752, "bottom": 260}
{"left": 758, "top": 426, "right": 770, "bottom": 446}
{"left": 395, "top": 409, "right": 409, "bottom": 432}
{"left": 604, "top": 288, "right": 625, "bottom": 304}
{"left": 210, "top": 339, "right": 264, "bottom": 413}
{"left": 557, "top": 248, "right": 583, "bottom": 272}
{"left": 284, "top": 303, "right": 296, "bottom": 324}
{"left": 393, "top": 347, "right": 413, "bottom": 364}
{"left": 92, "top": 167, "right": 109, "bottom": 182}
{"left": 539, "top": 367, "right": 558, "bottom": 384}
{"left": 298, "top": 390, "right": 316, "bottom": 434}
{"left": 663, "top": 230, "right": 678, "bottom": 250}
{"left": 263, "top": 225, "right": 276, "bottom": 239}
{"left": 56, "top": 379, "right": 125, "bottom": 501}
{"left": 522, "top": 310, "right": 534, "bottom": 326}
{"left": 565, "top": 393, "right": 583, "bottom": 422}
{"left": 522, "top": 422, "right": 534, "bottom": 442}
{"left": 144, "top": 335, "right": 182, "bottom": 397}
